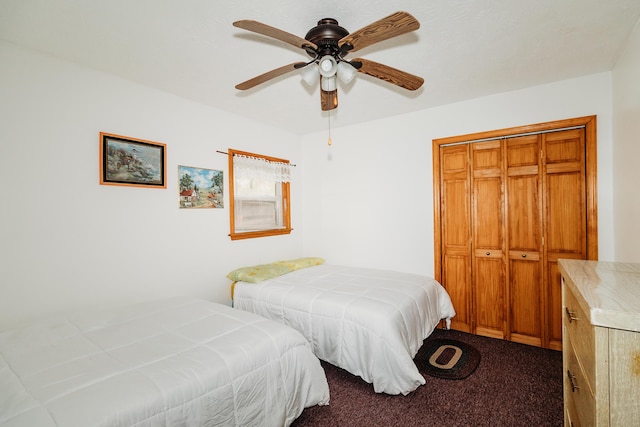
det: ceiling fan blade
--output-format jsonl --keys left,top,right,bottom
{"left": 354, "top": 58, "right": 424, "bottom": 91}
{"left": 233, "top": 20, "right": 318, "bottom": 51}
{"left": 235, "top": 62, "right": 307, "bottom": 90}
{"left": 339, "top": 11, "right": 419, "bottom": 53}
{"left": 321, "top": 89, "right": 338, "bottom": 111}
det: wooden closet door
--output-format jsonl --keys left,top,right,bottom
{"left": 543, "top": 128, "right": 587, "bottom": 350}
{"left": 471, "top": 141, "right": 506, "bottom": 339}
{"left": 440, "top": 144, "right": 472, "bottom": 332}
{"left": 434, "top": 116, "right": 597, "bottom": 350}
{"left": 505, "top": 135, "right": 544, "bottom": 347}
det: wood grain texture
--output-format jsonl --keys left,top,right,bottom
{"left": 339, "top": 11, "right": 419, "bottom": 53}
{"left": 440, "top": 144, "right": 472, "bottom": 332}
{"left": 433, "top": 117, "right": 597, "bottom": 350}
{"left": 609, "top": 328, "right": 640, "bottom": 426}
{"left": 320, "top": 89, "right": 338, "bottom": 111}
{"left": 354, "top": 58, "right": 423, "bottom": 91}
{"left": 506, "top": 135, "right": 543, "bottom": 346}
{"left": 235, "top": 62, "right": 306, "bottom": 90}
{"left": 561, "top": 262, "right": 640, "bottom": 426}
{"left": 233, "top": 20, "right": 317, "bottom": 50}
{"left": 471, "top": 141, "right": 505, "bottom": 339}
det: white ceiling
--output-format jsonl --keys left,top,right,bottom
{"left": 2, "top": 0, "right": 639, "bottom": 135}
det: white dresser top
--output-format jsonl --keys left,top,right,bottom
{"left": 558, "top": 259, "right": 640, "bottom": 333}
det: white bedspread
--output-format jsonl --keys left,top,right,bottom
{"left": 233, "top": 264, "right": 456, "bottom": 395}
{"left": 0, "top": 297, "right": 329, "bottom": 427}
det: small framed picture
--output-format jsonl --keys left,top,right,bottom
{"left": 100, "top": 132, "right": 166, "bottom": 188}
{"left": 179, "top": 165, "right": 224, "bottom": 208}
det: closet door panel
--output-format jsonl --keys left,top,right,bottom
{"left": 506, "top": 174, "right": 540, "bottom": 250}
{"left": 441, "top": 145, "right": 472, "bottom": 332}
{"left": 544, "top": 129, "right": 586, "bottom": 257}
{"left": 473, "top": 255, "right": 505, "bottom": 338}
{"left": 443, "top": 255, "right": 471, "bottom": 332}
{"left": 506, "top": 135, "right": 543, "bottom": 346}
{"left": 442, "top": 175, "right": 471, "bottom": 331}
{"left": 546, "top": 173, "right": 585, "bottom": 253}
{"left": 443, "top": 179, "right": 470, "bottom": 247}
{"left": 509, "top": 255, "right": 542, "bottom": 346}
{"left": 543, "top": 128, "right": 587, "bottom": 349}
{"left": 473, "top": 179, "right": 503, "bottom": 247}
{"left": 471, "top": 141, "right": 505, "bottom": 338}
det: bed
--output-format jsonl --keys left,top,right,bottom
{"left": 0, "top": 296, "right": 330, "bottom": 427}
{"left": 229, "top": 259, "right": 456, "bottom": 395}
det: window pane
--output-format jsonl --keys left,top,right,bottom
{"left": 235, "top": 199, "right": 283, "bottom": 231}
{"left": 228, "top": 149, "right": 291, "bottom": 240}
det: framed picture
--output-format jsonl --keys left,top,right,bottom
{"left": 179, "top": 165, "right": 224, "bottom": 209}
{"left": 100, "top": 132, "right": 166, "bottom": 188}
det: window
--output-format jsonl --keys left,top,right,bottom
{"left": 228, "top": 148, "right": 292, "bottom": 240}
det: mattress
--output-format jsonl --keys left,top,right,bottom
{"left": 0, "top": 297, "right": 329, "bottom": 426}
{"left": 233, "top": 264, "right": 456, "bottom": 395}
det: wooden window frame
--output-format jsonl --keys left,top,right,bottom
{"left": 228, "top": 148, "right": 292, "bottom": 240}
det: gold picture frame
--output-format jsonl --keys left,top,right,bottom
{"left": 100, "top": 132, "right": 166, "bottom": 188}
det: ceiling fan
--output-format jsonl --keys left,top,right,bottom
{"left": 233, "top": 11, "right": 424, "bottom": 111}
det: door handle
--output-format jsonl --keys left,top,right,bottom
{"left": 567, "top": 370, "right": 580, "bottom": 392}
{"left": 565, "top": 307, "right": 578, "bottom": 323}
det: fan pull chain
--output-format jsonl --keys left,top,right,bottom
{"left": 327, "top": 111, "right": 332, "bottom": 146}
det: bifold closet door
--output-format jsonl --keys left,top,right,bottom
{"left": 435, "top": 116, "right": 597, "bottom": 350}
{"left": 505, "top": 135, "right": 544, "bottom": 347}
{"left": 440, "top": 141, "right": 507, "bottom": 338}
{"left": 440, "top": 144, "right": 472, "bottom": 332}
{"left": 471, "top": 141, "right": 506, "bottom": 339}
{"left": 543, "top": 128, "right": 587, "bottom": 350}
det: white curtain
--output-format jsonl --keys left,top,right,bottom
{"left": 232, "top": 154, "right": 291, "bottom": 183}
{"left": 232, "top": 153, "right": 290, "bottom": 232}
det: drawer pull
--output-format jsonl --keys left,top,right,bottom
{"left": 567, "top": 370, "right": 580, "bottom": 392}
{"left": 522, "top": 253, "right": 527, "bottom": 258}
{"left": 486, "top": 252, "right": 491, "bottom": 256}
{"left": 565, "top": 307, "right": 578, "bottom": 323}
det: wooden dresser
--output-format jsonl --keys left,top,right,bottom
{"left": 559, "top": 260, "right": 640, "bottom": 426}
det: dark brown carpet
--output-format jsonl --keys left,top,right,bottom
{"left": 292, "top": 328, "right": 563, "bottom": 427}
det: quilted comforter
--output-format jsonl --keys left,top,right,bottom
{"left": 233, "top": 264, "right": 456, "bottom": 395}
{"left": 0, "top": 297, "right": 329, "bottom": 426}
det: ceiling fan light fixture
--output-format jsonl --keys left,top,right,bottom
{"left": 337, "top": 61, "right": 357, "bottom": 84}
{"left": 321, "top": 75, "right": 337, "bottom": 91}
{"left": 318, "top": 55, "right": 337, "bottom": 77}
{"left": 233, "top": 11, "right": 423, "bottom": 111}
{"left": 301, "top": 63, "right": 319, "bottom": 86}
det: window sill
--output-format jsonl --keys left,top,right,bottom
{"left": 229, "top": 228, "right": 293, "bottom": 241}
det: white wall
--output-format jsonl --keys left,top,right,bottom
{"left": 1, "top": 38, "right": 625, "bottom": 330}
{"left": 0, "top": 41, "right": 304, "bottom": 329}
{"left": 301, "top": 73, "right": 615, "bottom": 275}
{"left": 612, "top": 19, "right": 640, "bottom": 262}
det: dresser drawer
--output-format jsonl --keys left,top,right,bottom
{"left": 565, "top": 336, "right": 595, "bottom": 426}
{"left": 563, "top": 283, "right": 596, "bottom": 392}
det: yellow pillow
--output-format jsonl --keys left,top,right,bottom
{"left": 226, "top": 263, "right": 293, "bottom": 283}
{"left": 275, "top": 257, "right": 325, "bottom": 271}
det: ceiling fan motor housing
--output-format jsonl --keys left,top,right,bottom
{"left": 305, "top": 18, "right": 349, "bottom": 58}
